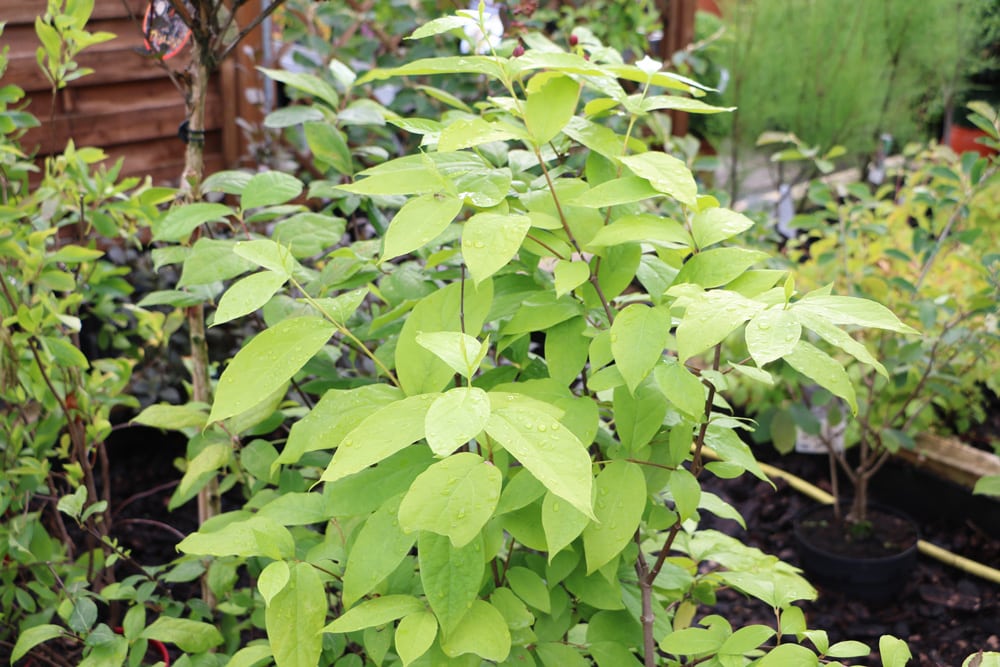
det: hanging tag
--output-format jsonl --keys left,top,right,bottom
{"left": 143, "top": 0, "right": 193, "bottom": 60}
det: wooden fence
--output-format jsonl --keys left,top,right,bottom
{"left": 5, "top": 0, "right": 264, "bottom": 184}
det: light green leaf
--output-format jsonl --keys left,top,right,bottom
{"left": 258, "top": 67, "right": 340, "bottom": 109}
{"left": 214, "top": 270, "right": 288, "bottom": 326}
{"left": 305, "top": 122, "right": 353, "bottom": 176}
{"left": 690, "top": 207, "right": 755, "bottom": 249}
{"left": 569, "top": 177, "right": 662, "bottom": 208}
{"left": 306, "top": 287, "right": 369, "bottom": 325}
{"left": 264, "top": 106, "right": 324, "bottom": 128}
{"left": 419, "top": 532, "right": 485, "bottom": 634}
{"left": 450, "top": 167, "right": 513, "bottom": 208}
{"left": 640, "top": 95, "right": 734, "bottom": 114}
{"left": 324, "top": 595, "right": 425, "bottom": 633}
{"left": 383, "top": 193, "right": 462, "bottom": 261}
{"left": 209, "top": 317, "right": 335, "bottom": 423}
{"left": 756, "top": 643, "right": 820, "bottom": 666}
{"left": 462, "top": 213, "right": 532, "bottom": 285}
{"left": 154, "top": 202, "right": 234, "bottom": 242}
{"left": 225, "top": 645, "right": 273, "bottom": 667}
{"left": 408, "top": 13, "right": 475, "bottom": 39}
{"left": 506, "top": 566, "right": 551, "bottom": 613}
{"left": 619, "top": 152, "right": 697, "bottom": 207}
{"left": 415, "top": 332, "right": 487, "bottom": 379}
{"left": 563, "top": 116, "right": 628, "bottom": 160}
{"left": 793, "top": 309, "right": 887, "bottom": 377}
{"left": 280, "top": 384, "right": 402, "bottom": 465}
{"left": 672, "top": 288, "right": 764, "bottom": 362}
{"left": 12, "top": 624, "right": 64, "bottom": 662}
{"left": 878, "top": 636, "right": 913, "bottom": 667}
{"left": 536, "top": 642, "right": 591, "bottom": 667}
{"left": 440, "top": 600, "right": 511, "bottom": 662}
{"left": 485, "top": 403, "right": 594, "bottom": 519}
{"left": 583, "top": 461, "right": 646, "bottom": 573}
{"left": 587, "top": 213, "right": 691, "bottom": 250}
{"left": 438, "top": 117, "right": 524, "bottom": 152}
{"left": 611, "top": 304, "right": 671, "bottom": 392}
{"left": 342, "top": 494, "right": 415, "bottom": 605}
{"left": 258, "top": 560, "right": 290, "bottom": 606}
{"left": 256, "top": 492, "right": 331, "bottom": 525}
{"left": 395, "top": 611, "right": 438, "bottom": 667}
{"left": 542, "top": 491, "right": 589, "bottom": 558}
{"left": 554, "top": 260, "right": 590, "bottom": 298}
{"left": 973, "top": 475, "right": 1000, "bottom": 497}
{"left": 396, "top": 280, "right": 493, "bottom": 395}
{"left": 659, "top": 627, "right": 725, "bottom": 656}
{"left": 503, "top": 294, "right": 582, "bottom": 335}
{"left": 745, "top": 307, "right": 802, "bottom": 367}
{"left": 794, "top": 295, "right": 918, "bottom": 335}
{"left": 784, "top": 341, "right": 857, "bottom": 414}
{"left": 320, "top": 394, "right": 436, "bottom": 482}
{"left": 827, "top": 640, "right": 871, "bottom": 659}
{"left": 674, "top": 247, "right": 769, "bottom": 288}
{"left": 241, "top": 171, "right": 304, "bottom": 210}
{"left": 171, "top": 442, "right": 230, "bottom": 510}
{"left": 398, "top": 453, "right": 501, "bottom": 546}
{"left": 177, "top": 238, "right": 256, "bottom": 286}
{"left": 704, "top": 425, "right": 770, "bottom": 483}
{"left": 654, "top": 360, "right": 706, "bottom": 419}
{"left": 142, "top": 617, "right": 224, "bottom": 654}
{"left": 545, "top": 317, "right": 590, "bottom": 386}
{"left": 424, "top": 388, "right": 491, "bottom": 456}
{"left": 525, "top": 74, "right": 580, "bottom": 145}
{"left": 177, "top": 516, "right": 295, "bottom": 560}
{"left": 613, "top": 383, "right": 667, "bottom": 452}
{"left": 132, "top": 403, "right": 207, "bottom": 431}
{"left": 668, "top": 467, "right": 700, "bottom": 522}
{"left": 719, "top": 624, "right": 775, "bottom": 655}
{"left": 233, "top": 239, "right": 298, "bottom": 276}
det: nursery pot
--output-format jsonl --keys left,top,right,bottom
{"left": 793, "top": 502, "right": 919, "bottom": 604}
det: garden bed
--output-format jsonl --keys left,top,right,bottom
{"left": 701, "top": 450, "right": 1000, "bottom": 667}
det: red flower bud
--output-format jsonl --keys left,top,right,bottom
{"left": 512, "top": 44, "right": 525, "bottom": 57}
{"left": 569, "top": 34, "right": 579, "bottom": 47}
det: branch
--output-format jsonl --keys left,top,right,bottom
{"left": 216, "top": 0, "right": 287, "bottom": 63}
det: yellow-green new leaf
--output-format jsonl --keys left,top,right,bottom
{"left": 745, "top": 307, "right": 802, "bottom": 367}
{"left": 415, "top": 332, "right": 487, "bottom": 379}
{"left": 583, "top": 461, "right": 646, "bottom": 573}
{"left": 383, "top": 193, "right": 463, "bottom": 261}
{"left": 395, "top": 611, "right": 438, "bottom": 667}
{"left": 419, "top": 532, "right": 485, "bottom": 634}
{"left": 525, "top": 74, "right": 580, "bottom": 145}
{"left": 265, "top": 563, "right": 326, "bottom": 667}
{"left": 440, "top": 600, "right": 511, "bottom": 663}
{"left": 611, "top": 304, "right": 671, "bottom": 393}
{"left": 213, "top": 270, "right": 288, "bottom": 326}
{"left": 485, "top": 403, "right": 594, "bottom": 519}
{"left": 424, "top": 387, "right": 491, "bottom": 456}
{"left": 619, "top": 152, "right": 697, "bottom": 207}
{"left": 542, "top": 491, "right": 589, "bottom": 559}
{"left": 462, "top": 213, "right": 532, "bottom": 285}
{"left": 321, "top": 394, "right": 436, "bottom": 482}
{"left": 324, "top": 595, "right": 426, "bottom": 633}
{"left": 783, "top": 341, "right": 857, "bottom": 414}
{"left": 209, "top": 316, "right": 335, "bottom": 423}
{"left": 398, "top": 453, "right": 501, "bottom": 546}
{"left": 342, "top": 494, "right": 416, "bottom": 606}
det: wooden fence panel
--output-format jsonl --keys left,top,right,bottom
{"left": 3, "top": 0, "right": 264, "bottom": 185}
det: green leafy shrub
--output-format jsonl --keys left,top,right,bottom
{"left": 746, "top": 103, "right": 1000, "bottom": 524}
{"left": 111, "top": 10, "right": 929, "bottom": 667}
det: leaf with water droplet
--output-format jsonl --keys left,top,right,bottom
{"left": 462, "top": 213, "right": 532, "bottom": 286}
{"left": 582, "top": 461, "right": 646, "bottom": 573}
{"left": 398, "top": 453, "right": 501, "bottom": 547}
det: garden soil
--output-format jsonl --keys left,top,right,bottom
{"left": 105, "top": 428, "right": 999, "bottom": 666}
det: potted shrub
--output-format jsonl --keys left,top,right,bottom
{"left": 753, "top": 103, "right": 1000, "bottom": 600}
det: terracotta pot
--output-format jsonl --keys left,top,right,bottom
{"left": 793, "top": 503, "right": 919, "bottom": 604}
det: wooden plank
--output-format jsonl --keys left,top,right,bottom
{"left": 3, "top": 0, "right": 146, "bottom": 26}
{"left": 8, "top": 46, "right": 172, "bottom": 93}
{"left": 23, "top": 92, "right": 224, "bottom": 154}
{"left": 3, "top": 17, "right": 149, "bottom": 60}
{"left": 897, "top": 433, "right": 1000, "bottom": 490}
{"left": 96, "top": 132, "right": 224, "bottom": 181}
{"left": 25, "top": 77, "right": 200, "bottom": 118}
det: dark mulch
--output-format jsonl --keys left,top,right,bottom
{"left": 700, "top": 450, "right": 1000, "bottom": 667}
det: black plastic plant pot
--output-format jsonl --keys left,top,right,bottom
{"left": 793, "top": 502, "right": 920, "bottom": 604}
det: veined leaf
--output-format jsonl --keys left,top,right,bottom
{"left": 582, "top": 461, "right": 646, "bottom": 573}
{"left": 398, "top": 453, "right": 501, "bottom": 546}
{"left": 209, "top": 317, "right": 335, "bottom": 423}
{"left": 265, "top": 562, "right": 325, "bottom": 667}
{"left": 690, "top": 207, "right": 754, "bottom": 249}
{"left": 440, "top": 600, "right": 511, "bottom": 662}
{"left": 424, "top": 387, "right": 491, "bottom": 456}
{"left": 383, "top": 193, "right": 462, "bottom": 261}
{"left": 462, "top": 213, "right": 531, "bottom": 285}
{"left": 673, "top": 247, "right": 769, "bottom": 289}
{"left": 794, "top": 295, "right": 918, "bottom": 334}
{"left": 213, "top": 270, "right": 288, "bottom": 326}
{"left": 619, "top": 152, "right": 697, "bottom": 207}
{"left": 587, "top": 214, "right": 691, "bottom": 250}
{"left": 783, "top": 341, "right": 857, "bottom": 414}
{"left": 415, "top": 332, "right": 487, "bottom": 379}
{"left": 395, "top": 611, "right": 438, "bottom": 667}
{"left": 419, "top": 532, "right": 485, "bottom": 634}
{"left": 525, "top": 74, "right": 580, "bottom": 145}
{"left": 342, "top": 494, "right": 415, "bottom": 605}
{"left": 320, "top": 394, "right": 436, "bottom": 482}
{"left": 611, "top": 304, "right": 671, "bottom": 392}
{"left": 485, "top": 402, "right": 594, "bottom": 519}
{"left": 324, "top": 595, "right": 425, "bottom": 633}
{"left": 745, "top": 307, "right": 801, "bottom": 367}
